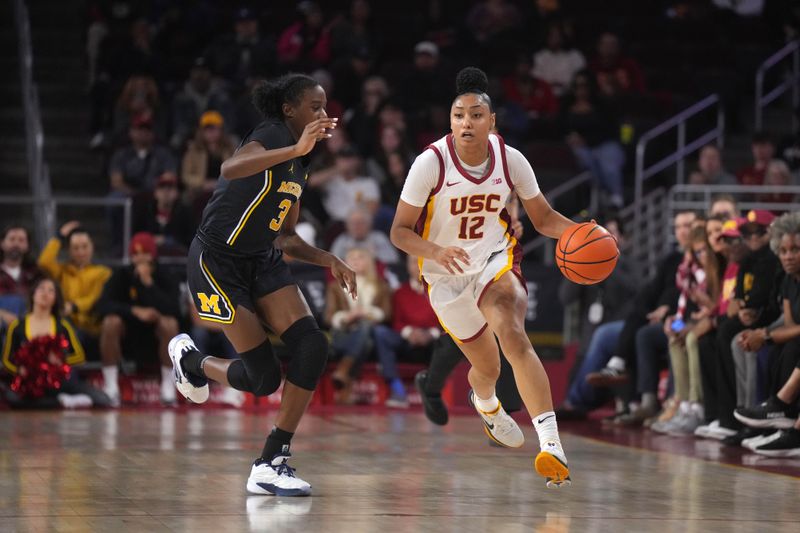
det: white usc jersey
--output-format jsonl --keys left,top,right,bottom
{"left": 401, "top": 133, "right": 540, "bottom": 281}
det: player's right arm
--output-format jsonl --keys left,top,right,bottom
{"left": 390, "top": 149, "right": 470, "bottom": 275}
{"left": 221, "top": 118, "right": 337, "bottom": 180}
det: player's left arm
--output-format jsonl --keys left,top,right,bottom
{"left": 275, "top": 202, "right": 357, "bottom": 299}
{"left": 520, "top": 194, "right": 574, "bottom": 240}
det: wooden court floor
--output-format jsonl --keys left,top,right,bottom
{"left": 1, "top": 408, "right": 799, "bottom": 533}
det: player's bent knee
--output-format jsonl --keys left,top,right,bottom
{"left": 227, "top": 340, "right": 283, "bottom": 396}
{"left": 282, "top": 316, "right": 328, "bottom": 391}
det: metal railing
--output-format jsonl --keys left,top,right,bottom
{"left": 755, "top": 40, "right": 800, "bottom": 131}
{"left": 11, "top": 0, "right": 54, "bottom": 246}
{"left": 0, "top": 195, "right": 133, "bottom": 264}
{"left": 521, "top": 170, "right": 595, "bottom": 262}
{"left": 633, "top": 94, "right": 725, "bottom": 260}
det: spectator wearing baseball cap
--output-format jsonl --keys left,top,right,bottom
{"left": 97, "top": 231, "right": 181, "bottom": 406}
{"left": 170, "top": 57, "right": 234, "bottom": 151}
{"left": 133, "top": 172, "right": 196, "bottom": 256}
{"left": 181, "top": 110, "right": 236, "bottom": 219}
{"left": 109, "top": 112, "right": 177, "bottom": 195}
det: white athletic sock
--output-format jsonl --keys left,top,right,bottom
{"left": 641, "top": 392, "right": 657, "bottom": 410}
{"left": 607, "top": 356, "right": 626, "bottom": 372}
{"left": 102, "top": 366, "right": 119, "bottom": 393}
{"left": 533, "top": 411, "right": 561, "bottom": 450}
{"left": 474, "top": 390, "right": 500, "bottom": 413}
{"left": 161, "top": 365, "right": 173, "bottom": 385}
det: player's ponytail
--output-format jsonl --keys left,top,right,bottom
{"left": 252, "top": 73, "right": 320, "bottom": 120}
{"left": 454, "top": 67, "right": 492, "bottom": 109}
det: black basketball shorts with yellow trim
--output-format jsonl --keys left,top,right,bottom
{"left": 187, "top": 237, "right": 294, "bottom": 324}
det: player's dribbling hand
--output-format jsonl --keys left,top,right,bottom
{"left": 331, "top": 257, "right": 358, "bottom": 300}
{"left": 295, "top": 118, "right": 338, "bottom": 156}
{"left": 433, "top": 246, "right": 470, "bottom": 274}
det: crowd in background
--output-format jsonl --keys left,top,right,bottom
{"left": 2, "top": 1, "right": 800, "bottom": 460}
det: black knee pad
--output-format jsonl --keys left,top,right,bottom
{"left": 226, "top": 340, "right": 282, "bottom": 396}
{"left": 282, "top": 316, "right": 329, "bottom": 391}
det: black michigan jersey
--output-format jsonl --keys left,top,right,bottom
{"left": 197, "top": 120, "right": 310, "bottom": 256}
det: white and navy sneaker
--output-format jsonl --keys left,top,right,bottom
{"left": 535, "top": 442, "right": 571, "bottom": 488}
{"left": 168, "top": 333, "right": 209, "bottom": 404}
{"left": 246, "top": 453, "right": 312, "bottom": 496}
{"left": 468, "top": 390, "right": 524, "bottom": 448}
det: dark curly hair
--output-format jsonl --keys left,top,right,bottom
{"left": 252, "top": 73, "right": 320, "bottom": 120}
{"left": 454, "top": 67, "right": 492, "bottom": 109}
{"left": 28, "top": 276, "right": 64, "bottom": 319}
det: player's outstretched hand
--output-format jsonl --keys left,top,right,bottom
{"left": 433, "top": 246, "right": 470, "bottom": 274}
{"left": 331, "top": 256, "right": 358, "bottom": 300}
{"left": 295, "top": 118, "right": 338, "bottom": 156}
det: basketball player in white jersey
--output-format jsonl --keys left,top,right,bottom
{"left": 391, "top": 67, "right": 578, "bottom": 488}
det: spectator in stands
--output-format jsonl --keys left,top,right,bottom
{"left": 465, "top": 0, "right": 522, "bottom": 45}
{"left": 709, "top": 193, "right": 739, "bottom": 221}
{"left": 170, "top": 57, "right": 234, "bottom": 151}
{"left": 98, "top": 232, "right": 181, "bottom": 406}
{"left": 330, "top": 209, "right": 399, "bottom": 266}
{"left": 111, "top": 75, "right": 165, "bottom": 147}
{"left": 0, "top": 226, "right": 40, "bottom": 330}
{"left": 329, "top": 45, "right": 374, "bottom": 110}
{"left": 556, "top": 216, "right": 640, "bottom": 419}
{"left": 589, "top": 31, "right": 646, "bottom": 97}
{"left": 653, "top": 226, "right": 721, "bottom": 435}
{"left": 346, "top": 76, "right": 390, "bottom": 157}
{"left": 109, "top": 113, "right": 177, "bottom": 196}
{"left": 365, "top": 125, "right": 415, "bottom": 188}
{"left": 588, "top": 210, "right": 696, "bottom": 424}
{"left": 37, "top": 221, "right": 111, "bottom": 346}
{"left": 277, "top": 1, "right": 331, "bottom": 71}
{"left": 325, "top": 248, "right": 391, "bottom": 403}
{"left": 401, "top": 42, "right": 452, "bottom": 128}
{"left": 732, "top": 211, "right": 800, "bottom": 456}
{"left": 329, "top": 0, "right": 379, "bottom": 60}
{"left": 204, "top": 7, "right": 276, "bottom": 91}
{"left": 737, "top": 131, "right": 775, "bottom": 186}
{"left": 502, "top": 54, "right": 559, "bottom": 124}
{"left": 532, "top": 22, "right": 586, "bottom": 97}
{"left": 311, "top": 69, "right": 345, "bottom": 122}
{"left": 708, "top": 210, "right": 781, "bottom": 442}
{"left": 689, "top": 145, "right": 737, "bottom": 186}
{"left": 310, "top": 146, "right": 380, "bottom": 226}
{"left": 373, "top": 255, "right": 441, "bottom": 408}
{"left": 181, "top": 110, "right": 236, "bottom": 214}
{"left": 562, "top": 70, "right": 626, "bottom": 208}
{"left": 1, "top": 277, "right": 110, "bottom": 408}
{"left": 132, "top": 173, "right": 195, "bottom": 256}
{"left": 758, "top": 159, "right": 797, "bottom": 206}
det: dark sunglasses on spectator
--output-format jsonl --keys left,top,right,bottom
{"left": 740, "top": 228, "right": 767, "bottom": 238}
{"left": 721, "top": 235, "right": 742, "bottom": 244}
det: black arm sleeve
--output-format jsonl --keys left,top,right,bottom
{"left": 744, "top": 255, "right": 780, "bottom": 310}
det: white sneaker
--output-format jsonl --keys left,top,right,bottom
{"left": 535, "top": 442, "right": 571, "bottom": 488}
{"left": 743, "top": 430, "right": 782, "bottom": 451}
{"left": 468, "top": 390, "right": 524, "bottom": 448}
{"left": 246, "top": 453, "right": 312, "bottom": 496}
{"left": 168, "top": 334, "right": 209, "bottom": 404}
{"left": 103, "top": 386, "right": 120, "bottom": 408}
{"left": 694, "top": 420, "right": 736, "bottom": 440}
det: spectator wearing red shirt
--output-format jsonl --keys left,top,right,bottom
{"left": 372, "top": 255, "right": 441, "bottom": 407}
{"left": 502, "top": 55, "right": 559, "bottom": 121}
{"left": 277, "top": 2, "right": 331, "bottom": 71}
{"left": 588, "top": 32, "right": 645, "bottom": 97}
{"left": 737, "top": 131, "right": 775, "bottom": 186}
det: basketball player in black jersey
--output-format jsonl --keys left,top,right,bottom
{"left": 167, "top": 73, "right": 356, "bottom": 496}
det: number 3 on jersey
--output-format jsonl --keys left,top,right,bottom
{"left": 458, "top": 215, "right": 485, "bottom": 239}
{"left": 270, "top": 199, "right": 292, "bottom": 231}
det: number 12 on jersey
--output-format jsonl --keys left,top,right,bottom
{"left": 458, "top": 215, "right": 485, "bottom": 239}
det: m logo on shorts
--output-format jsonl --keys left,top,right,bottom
{"left": 197, "top": 293, "right": 221, "bottom": 315}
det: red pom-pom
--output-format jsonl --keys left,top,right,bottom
{"left": 10, "top": 334, "right": 71, "bottom": 399}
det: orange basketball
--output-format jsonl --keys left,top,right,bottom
{"left": 555, "top": 222, "right": 619, "bottom": 285}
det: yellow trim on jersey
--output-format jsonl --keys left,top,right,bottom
{"left": 198, "top": 253, "right": 235, "bottom": 324}
{"left": 62, "top": 319, "right": 86, "bottom": 366}
{"left": 24, "top": 315, "right": 56, "bottom": 340}
{"left": 226, "top": 170, "right": 273, "bottom": 246}
{"left": 2, "top": 319, "right": 19, "bottom": 373}
{"left": 418, "top": 196, "right": 436, "bottom": 275}
{"left": 494, "top": 216, "right": 518, "bottom": 282}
